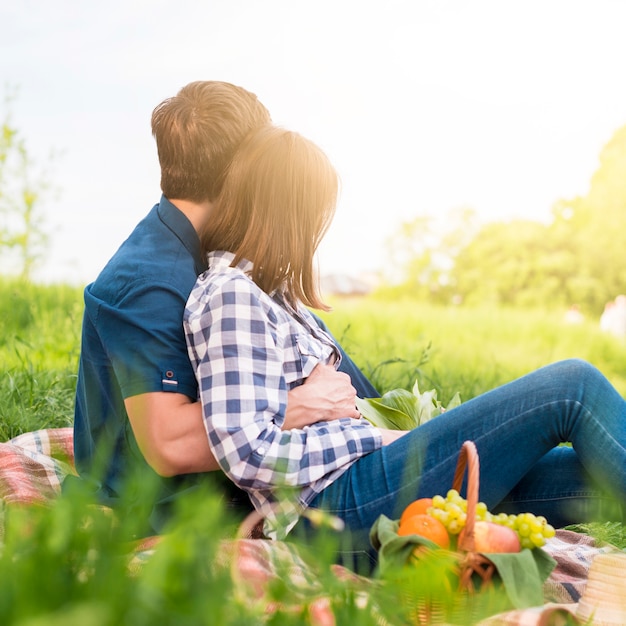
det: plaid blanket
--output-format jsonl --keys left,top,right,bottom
{"left": 0, "top": 428, "right": 618, "bottom": 625}
{"left": 0, "top": 427, "right": 75, "bottom": 505}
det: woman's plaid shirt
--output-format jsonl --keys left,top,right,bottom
{"left": 184, "top": 251, "right": 382, "bottom": 538}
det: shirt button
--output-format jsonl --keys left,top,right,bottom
{"left": 257, "top": 447, "right": 266, "bottom": 455}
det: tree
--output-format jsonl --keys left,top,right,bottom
{"left": 0, "top": 93, "right": 54, "bottom": 280}
{"left": 451, "top": 219, "right": 579, "bottom": 308}
{"left": 445, "top": 122, "right": 626, "bottom": 312}
{"left": 549, "top": 124, "right": 626, "bottom": 311}
{"left": 382, "top": 206, "right": 479, "bottom": 303}
{"left": 380, "top": 122, "right": 626, "bottom": 311}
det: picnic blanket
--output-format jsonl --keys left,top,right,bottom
{"left": 0, "top": 428, "right": 620, "bottom": 625}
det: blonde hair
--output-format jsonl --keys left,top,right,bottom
{"left": 202, "top": 126, "right": 338, "bottom": 310}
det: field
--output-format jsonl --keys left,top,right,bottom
{"left": 1, "top": 279, "right": 625, "bottom": 624}
{"left": 319, "top": 295, "right": 626, "bottom": 401}
{"left": 0, "top": 279, "right": 81, "bottom": 439}
{"left": 5, "top": 279, "right": 626, "bottom": 439}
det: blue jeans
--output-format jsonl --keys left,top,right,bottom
{"left": 306, "top": 359, "right": 626, "bottom": 570}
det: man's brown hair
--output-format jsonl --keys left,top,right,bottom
{"left": 202, "top": 126, "right": 338, "bottom": 311}
{"left": 151, "top": 81, "right": 271, "bottom": 203}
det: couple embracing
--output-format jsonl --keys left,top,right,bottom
{"left": 73, "top": 81, "right": 626, "bottom": 571}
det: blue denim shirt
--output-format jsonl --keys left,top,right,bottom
{"left": 72, "top": 196, "right": 213, "bottom": 522}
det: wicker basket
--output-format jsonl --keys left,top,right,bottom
{"left": 236, "top": 441, "right": 528, "bottom": 624}
{"left": 392, "top": 440, "right": 513, "bottom": 625}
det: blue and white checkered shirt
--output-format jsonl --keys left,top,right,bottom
{"left": 184, "top": 251, "right": 382, "bottom": 538}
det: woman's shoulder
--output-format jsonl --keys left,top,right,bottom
{"left": 189, "top": 255, "right": 276, "bottom": 314}
{"left": 190, "top": 265, "right": 253, "bottom": 301}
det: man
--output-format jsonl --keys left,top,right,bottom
{"left": 72, "top": 81, "right": 379, "bottom": 534}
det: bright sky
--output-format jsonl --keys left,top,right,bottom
{"left": 3, "top": 0, "right": 626, "bottom": 285}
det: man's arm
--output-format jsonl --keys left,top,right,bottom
{"left": 127, "top": 364, "right": 363, "bottom": 477}
{"left": 378, "top": 428, "right": 408, "bottom": 446}
{"left": 125, "top": 392, "right": 217, "bottom": 477}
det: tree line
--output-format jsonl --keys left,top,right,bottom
{"left": 381, "top": 124, "right": 626, "bottom": 315}
{"left": 2, "top": 90, "right": 625, "bottom": 311}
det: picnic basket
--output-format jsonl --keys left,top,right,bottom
{"left": 370, "top": 440, "right": 556, "bottom": 625}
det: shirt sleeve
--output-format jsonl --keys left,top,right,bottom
{"left": 88, "top": 279, "right": 198, "bottom": 400}
{"left": 184, "top": 275, "right": 382, "bottom": 492}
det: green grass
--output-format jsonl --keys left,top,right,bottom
{"left": 0, "top": 281, "right": 624, "bottom": 624}
{"left": 319, "top": 297, "right": 626, "bottom": 402}
{"left": 3, "top": 279, "right": 626, "bottom": 435}
{"left": 0, "top": 278, "right": 80, "bottom": 439}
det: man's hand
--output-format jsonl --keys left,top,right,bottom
{"left": 282, "top": 363, "right": 361, "bottom": 430}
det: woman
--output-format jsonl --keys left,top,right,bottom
{"left": 185, "top": 125, "right": 625, "bottom": 568}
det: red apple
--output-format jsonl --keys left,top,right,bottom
{"left": 459, "top": 520, "right": 521, "bottom": 553}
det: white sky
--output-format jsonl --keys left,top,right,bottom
{"left": 2, "top": 0, "right": 626, "bottom": 285}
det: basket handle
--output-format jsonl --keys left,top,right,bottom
{"left": 236, "top": 509, "right": 266, "bottom": 539}
{"left": 452, "top": 440, "right": 479, "bottom": 552}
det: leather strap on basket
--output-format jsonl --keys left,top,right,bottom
{"left": 452, "top": 440, "right": 479, "bottom": 553}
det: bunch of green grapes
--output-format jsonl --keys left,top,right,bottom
{"left": 427, "top": 489, "right": 556, "bottom": 549}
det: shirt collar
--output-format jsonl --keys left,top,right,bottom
{"left": 207, "top": 250, "right": 289, "bottom": 301}
{"left": 157, "top": 195, "right": 207, "bottom": 274}
{"left": 207, "top": 250, "right": 254, "bottom": 275}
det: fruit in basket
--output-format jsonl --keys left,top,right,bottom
{"left": 425, "top": 489, "right": 555, "bottom": 549}
{"left": 398, "top": 513, "right": 451, "bottom": 549}
{"left": 399, "top": 497, "right": 433, "bottom": 525}
{"left": 511, "top": 512, "right": 556, "bottom": 549}
{"left": 458, "top": 520, "right": 521, "bottom": 553}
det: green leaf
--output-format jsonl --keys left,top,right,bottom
{"left": 486, "top": 549, "right": 555, "bottom": 608}
{"left": 415, "top": 386, "right": 441, "bottom": 423}
{"left": 356, "top": 396, "right": 419, "bottom": 430}
{"left": 446, "top": 391, "right": 462, "bottom": 411}
{"left": 358, "top": 381, "right": 463, "bottom": 430}
{"left": 379, "top": 388, "right": 420, "bottom": 419}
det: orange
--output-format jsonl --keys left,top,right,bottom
{"left": 398, "top": 513, "right": 450, "bottom": 549}
{"left": 399, "top": 497, "right": 434, "bottom": 526}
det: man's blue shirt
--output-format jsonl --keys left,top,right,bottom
{"left": 72, "top": 196, "right": 210, "bottom": 526}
